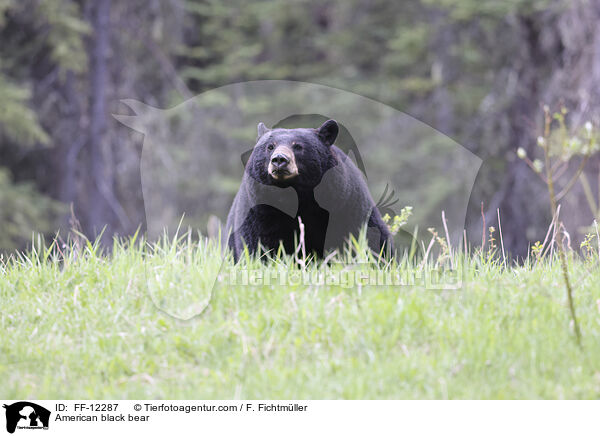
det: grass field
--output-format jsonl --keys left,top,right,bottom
{"left": 1, "top": 232, "right": 599, "bottom": 399}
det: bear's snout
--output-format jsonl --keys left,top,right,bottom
{"left": 268, "top": 145, "right": 298, "bottom": 181}
{"left": 271, "top": 153, "right": 290, "bottom": 168}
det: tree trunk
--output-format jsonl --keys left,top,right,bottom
{"left": 86, "top": 0, "right": 114, "bottom": 241}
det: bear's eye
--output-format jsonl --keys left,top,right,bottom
{"left": 292, "top": 143, "right": 303, "bottom": 151}
{"left": 267, "top": 143, "right": 274, "bottom": 151}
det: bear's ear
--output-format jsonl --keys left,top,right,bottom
{"left": 257, "top": 122, "right": 270, "bottom": 139}
{"left": 317, "top": 119, "right": 339, "bottom": 146}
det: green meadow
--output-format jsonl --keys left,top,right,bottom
{"left": 1, "top": 232, "right": 599, "bottom": 399}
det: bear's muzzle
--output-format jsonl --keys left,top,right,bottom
{"left": 268, "top": 145, "right": 298, "bottom": 180}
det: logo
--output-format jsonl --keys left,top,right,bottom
{"left": 114, "top": 80, "right": 482, "bottom": 319}
{"left": 3, "top": 402, "right": 50, "bottom": 434}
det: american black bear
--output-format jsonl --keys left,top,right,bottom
{"left": 225, "top": 119, "right": 392, "bottom": 260}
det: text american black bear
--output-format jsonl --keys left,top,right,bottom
{"left": 226, "top": 119, "right": 392, "bottom": 260}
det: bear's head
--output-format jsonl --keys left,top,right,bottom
{"left": 247, "top": 119, "right": 339, "bottom": 190}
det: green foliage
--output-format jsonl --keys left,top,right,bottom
{"left": 34, "top": 0, "right": 91, "bottom": 74}
{"left": 0, "top": 75, "right": 49, "bottom": 146}
{"left": 579, "top": 232, "right": 596, "bottom": 260}
{"left": 383, "top": 206, "right": 413, "bottom": 235}
{"left": 0, "top": 169, "right": 64, "bottom": 251}
{"left": 422, "top": 0, "right": 551, "bottom": 21}
{"left": 0, "top": 0, "right": 89, "bottom": 75}
{"left": 531, "top": 240, "right": 544, "bottom": 260}
{"left": 0, "top": 0, "right": 88, "bottom": 250}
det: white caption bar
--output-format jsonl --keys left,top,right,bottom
{"left": 0, "top": 400, "right": 597, "bottom": 435}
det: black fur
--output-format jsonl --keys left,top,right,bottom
{"left": 226, "top": 120, "right": 392, "bottom": 260}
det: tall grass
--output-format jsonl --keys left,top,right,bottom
{"left": 1, "top": 229, "right": 599, "bottom": 399}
